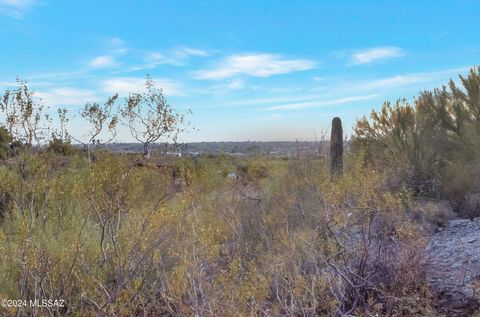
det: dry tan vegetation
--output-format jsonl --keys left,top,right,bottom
{"left": 0, "top": 68, "right": 480, "bottom": 316}
{"left": 0, "top": 151, "right": 437, "bottom": 316}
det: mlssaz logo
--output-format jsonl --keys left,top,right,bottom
{"left": 29, "top": 299, "right": 65, "bottom": 308}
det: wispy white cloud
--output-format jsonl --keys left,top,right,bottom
{"left": 227, "top": 79, "right": 245, "bottom": 90}
{"left": 86, "top": 38, "right": 128, "bottom": 69}
{"left": 143, "top": 47, "right": 209, "bottom": 67}
{"left": 104, "top": 37, "right": 128, "bottom": 54}
{"left": 0, "top": 80, "right": 20, "bottom": 88}
{"left": 343, "top": 67, "right": 469, "bottom": 91}
{"left": 118, "top": 47, "right": 209, "bottom": 73}
{"left": 0, "top": 0, "right": 36, "bottom": 18}
{"left": 174, "top": 47, "right": 209, "bottom": 58}
{"left": 36, "top": 87, "right": 97, "bottom": 106}
{"left": 0, "top": 80, "right": 59, "bottom": 90}
{"left": 89, "top": 55, "right": 116, "bottom": 68}
{"left": 350, "top": 47, "right": 405, "bottom": 65}
{"left": 348, "top": 74, "right": 429, "bottom": 91}
{"left": 102, "top": 77, "right": 184, "bottom": 96}
{"left": 195, "top": 53, "right": 316, "bottom": 80}
{"left": 200, "top": 79, "right": 246, "bottom": 96}
{"left": 207, "top": 66, "right": 470, "bottom": 111}
{"left": 220, "top": 94, "right": 317, "bottom": 108}
{"left": 266, "top": 94, "right": 379, "bottom": 111}
{"left": 27, "top": 71, "right": 91, "bottom": 81}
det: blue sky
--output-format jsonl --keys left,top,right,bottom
{"left": 0, "top": 0, "right": 479, "bottom": 142}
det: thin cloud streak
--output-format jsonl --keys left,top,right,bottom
{"left": 119, "top": 46, "right": 209, "bottom": 73}
{"left": 102, "top": 77, "right": 184, "bottom": 96}
{"left": 218, "top": 66, "right": 469, "bottom": 109}
{"left": 104, "top": 37, "right": 129, "bottom": 54}
{"left": 266, "top": 94, "right": 379, "bottom": 111}
{"left": 350, "top": 47, "right": 405, "bottom": 65}
{"left": 0, "top": 0, "right": 36, "bottom": 18}
{"left": 143, "top": 47, "right": 209, "bottom": 67}
{"left": 220, "top": 94, "right": 320, "bottom": 107}
{"left": 36, "top": 87, "right": 98, "bottom": 106}
{"left": 89, "top": 55, "right": 116, "bottom": 68}
{"left": 342, "top": 66, "right": 470, "bottom": 91}
{"left": 195, "top": 53, "right": 316, "bottom": 80}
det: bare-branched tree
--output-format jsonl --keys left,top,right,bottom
{"left": 0, "top": 78, "right": 51, "bottom": 149}
{"left": 51, "top": 108, "right": 70, "bottom": 141}
{"left": 70, "top": 95, "right": 119, "bottom": 162}
{"left": 120, "top": 76, "right": 190, "bottom": 157}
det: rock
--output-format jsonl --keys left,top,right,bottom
{"left": 425, "top": 217, "right": 480, "bottom": 311}
{"left": 226, "top": 172, "right": 238, "bottom": 180}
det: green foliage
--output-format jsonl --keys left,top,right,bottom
{"left": 236, "top": 158, "right": 270, "bottom": 182}
{"left": 0, "top": 78, "right": 50, "bottom": 146}
{"left": 46, "top": 137, "right": 76, "bottom": 155}
{"left": 1, "top": 69, "right": 479, "bottom": 316}
{"left": 0, "top": 126, "right": 12, "bottom": 159}
{"left": 353, "top": 67, "right": 480, "bottom": 213}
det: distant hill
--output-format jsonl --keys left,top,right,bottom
{"left": 97, "top": 140, "right": 336, "bottom": 157}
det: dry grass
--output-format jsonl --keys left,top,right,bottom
{"left": 0, "top": 151, "right": 455, "bottom": 316}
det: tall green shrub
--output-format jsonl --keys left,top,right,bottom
{"left": 353, "top": 66, "right": 480, "bottom": 210}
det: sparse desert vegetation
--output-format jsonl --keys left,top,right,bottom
{"left": 0, "top": 68, "right": 479, "bottom": 316}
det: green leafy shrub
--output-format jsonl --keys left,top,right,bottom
{"left": 0, "top": 126, "right": 12, "bottom": 159}
{"left": 353, "top": 67, "right": 480, "bottom": 213}
{"left": 46, "top": 137, "right": 76, "bottom": 156}
{"left": 237, "top": 158, "right": 269, "bottom": 182}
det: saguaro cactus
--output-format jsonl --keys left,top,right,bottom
{"left": 330, "top": 117, "right": 343, "bottom": 175}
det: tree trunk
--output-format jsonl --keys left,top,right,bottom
{"left": 143, "top": 142, "right": 150, "bottom": 158}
